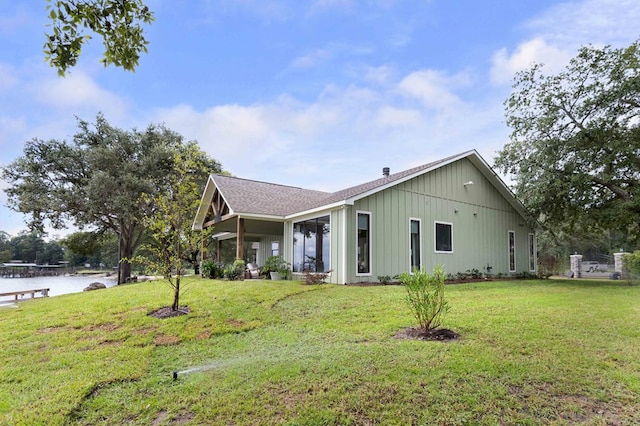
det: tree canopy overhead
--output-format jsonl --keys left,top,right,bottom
{"left": 2, "top": 115, "right": 223, "bottom": 283}
{"left": 44, "top": 0, "right": 154, "bottom": 75}
{"left": 496, "top": 39, "right": 640, "bottom": 244}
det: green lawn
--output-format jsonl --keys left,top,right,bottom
{"left": 1, "top": 278, "right": 639, "bottom": 425}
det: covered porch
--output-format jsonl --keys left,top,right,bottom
{"left": 202, "top": 214, "right": 285, "bottom": 266}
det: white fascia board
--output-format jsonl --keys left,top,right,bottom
{"left": 284, "top": 200, "right": 349, "bottom": 221}
{"left": 235, "top": 213, "right": 286, "bottom": 222}
{"left": 192, "top": 175, "right": 236, "bottom": 231}
{"left": 211, "top": 232, "right": 236, "bottom": 240}
{"left": 192, "top": 175, "right": 216, "bottom": 231}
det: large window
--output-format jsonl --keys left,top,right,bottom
{"left": 508, "top": 230, "right": 516, "bottom": 272}
{"left": 292, "top": 216, "right": 330, "bottom": 272}
{"left": 435, "top": 221, "right": 453, "bottom": 253}
{"left": 357, "top": 212, "right": 371, "bottom": 274}
{"left": 410, "top": 218, "right": 422, "bottom": 270}
{"left": 528, "top": 233, "right": 536, "bottom": 272}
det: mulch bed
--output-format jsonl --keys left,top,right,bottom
{"left": 394, "top": 327, "right": 460, "bottom": 342}
{"left": 148, "top": 306, "right": 190, "bottom": 319}
{"left": 347, "top": 278, "right": 499, "bottom": 286}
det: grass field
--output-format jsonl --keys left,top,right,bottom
{"left": 1, "top": 277, "right": 639, "bottom": 425}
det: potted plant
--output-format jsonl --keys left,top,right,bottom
{"left": 263, "top": 255, "right": 291, "bottom": 280}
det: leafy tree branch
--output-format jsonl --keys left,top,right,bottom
{"left": 44, "top": 0, "right": 154, "bottom": 75}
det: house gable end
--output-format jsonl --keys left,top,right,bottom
{"left": 192, "top": 175, "right": 235, "bottom": 231}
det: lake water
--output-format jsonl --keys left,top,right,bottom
{"left": 0, "top": 275, "right": 118, "bottom": 302}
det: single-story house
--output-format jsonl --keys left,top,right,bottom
{"left": 192, "top": 150, "right": 537, "bottom": 283}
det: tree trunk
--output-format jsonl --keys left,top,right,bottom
{"left": 172, "top": 276, "right": 180, "bottom": 311}
{"left": 118, "top": 232, "right": 135, "bottom": 284}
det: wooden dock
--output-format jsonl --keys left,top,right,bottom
{"left": 0, "top": 288, "right": 50, "bottom": 301}
{"left": 0, "top": 263, "right": 66, "bottom": 278}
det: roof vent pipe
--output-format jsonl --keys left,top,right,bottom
{"left": 383, "top": 167, "right": 390, "bottom": 177}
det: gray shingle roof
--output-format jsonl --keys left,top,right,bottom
{"left": 308, "top": 152, "right": 463, "bottom": 208}
{"left": 212, "top": 175, "right": 330, "bottom": 216}
{"left": 212, "top": 152, "right": 468, "bottom": 218}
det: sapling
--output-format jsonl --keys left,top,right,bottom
{"left": 399, "top": 265, "right": 450, "bottom": 332}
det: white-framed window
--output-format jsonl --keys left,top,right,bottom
{"left": 434, "top": 221, "right": 453, "bottom": 253}
{"left": 528, "top": 233, "right": 536, "bottom": 272}
{"left": 271, "top": 241, "right": 279, "bottom": 257}
{"left": 356, "top": 211, "right": 372, "bottom": 275}
{"left": 508, "top": 230, "right": 516, "bottom": 272}
{"left": 410, "top": 218, "right": 422, "bottom": 271}
{"left": 292, "top": 215, "right": 330, "bottom": 272}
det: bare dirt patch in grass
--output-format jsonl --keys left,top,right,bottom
{"left": 153, "top": 333, "right": 181, "bottom": 346}
{"left": 152, "top": 410, "right": 195, "bottom": 425}
{"left": 508, "top": 383, "right": 627, "bottom": 424}
{"left": 38, "top": 325, "right": 69, "bottom": 334}
{"left": 196, "top": 331, "right": 211, "bottom": 340}
{"left": 88, "top": 322, "right": 120, "bottom": 332}
{"left": 225, "top": 318, "right": 245, "bottom": 327}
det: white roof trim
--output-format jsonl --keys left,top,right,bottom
{"left": 337, "top": 149, "right": 533, "bottom": 223}
{"left": 284, "top": 200, "right": 349, "bottom": 220}
{"left": 192, "top": 175, "right": 235, "bottom": 230}
{"left": 346, "top": 150, "right": 477, "bottom": 205}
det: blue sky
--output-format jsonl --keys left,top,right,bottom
{"left": 1, "top": 0, "right": 639, "bottom": 237}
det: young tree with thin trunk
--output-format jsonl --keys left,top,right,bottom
{"left": 141, "top": 143, "right": 216, "bottom": 311}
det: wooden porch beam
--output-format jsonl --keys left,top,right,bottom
{"left": 236, "top": 217, "right": 245, "bottom": 260}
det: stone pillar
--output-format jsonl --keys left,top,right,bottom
{"left": 570, "top": 254, "right": 583, "bottom": 278}
{"left": 614, "top": 252, "right": 626, "bottom": 278}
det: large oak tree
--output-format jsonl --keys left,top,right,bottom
{"left": 2, "top": 115, "right": 222, "bottom": 283}
{"left": 496, "top": 39, "right": 640, "bottom": 244}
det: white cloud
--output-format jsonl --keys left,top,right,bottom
{"left": 0, "top": 64, "right": 17, "bottom": 91}
{"left": 375, "top": 106, "right": 421, "bottom": 128}
{"left": 292, "top": 48, "right": 333, "bottom": 68}
{"left": 490, "top": 0, "right": 640, "bottom": 86}
{"left": 398, "top": 70, "right": 469, "bottom": 111}
{"left": 151, "top": 67, "right": 505, "bottom": 192}
{"left": 490, "top": 38, "right": 571, "bottom": 85}
{"left": 526, "top": 0, "right": 640, "bottom": 48}
{"left": 34, "top": 71, "right": 129, "bottom": 119}
{"left": 291, "top": 43, "right": 373, "bottom": 69}
{"left": 360, "top": 64, "right": 395, "bottom": 85}
{"left": 0, "top": 5, "right": 31, "bottom": 35}
{"left": 308, "top": 0, "right": 355, "bottom": 15}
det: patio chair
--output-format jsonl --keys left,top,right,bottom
{"left": 246, "top": 263, "right": 260, "bottom": 279}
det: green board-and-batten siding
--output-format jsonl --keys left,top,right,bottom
{"left": 342, "top": 158, "right": 534, "bottom": 283}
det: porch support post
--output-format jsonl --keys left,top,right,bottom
{"left": 236, "top": 217, "right": 245, "bottom": 260}
{"left": 200, "top": 235, "right": 207, "bottom": 263}
{"left": 216, "top": 239, "right": 222, "bottom": 262}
